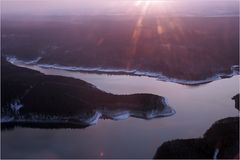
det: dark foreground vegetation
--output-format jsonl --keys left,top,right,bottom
{"left": 154, "top": 96, "right": 240, "bottom": 159}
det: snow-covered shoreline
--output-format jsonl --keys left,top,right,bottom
{"left": 1, "top": 106, "right": 176, "bottom": 128}
{"left": 2, "top": 97, "right": 175, "bottom": 128}
{"left": 5, "top": 56, "right": 239, "bottom": 85}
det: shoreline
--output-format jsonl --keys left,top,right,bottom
{"left": 1, "top": 98, "right": 175, "bottom": 130}
{"left": 2, "top": 58, "right": 176, "bottom": 130}
{"left": 6, "top": 56, "right": 239, "bottom": 86}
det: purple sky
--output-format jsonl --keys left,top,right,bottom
{"left": 1, "top": 0, "right": 239, "bottom": 16}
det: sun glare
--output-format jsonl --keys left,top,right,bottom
{"left": 135, "top": 0, "right": 165, "bottom": 6}
{"left": 127, "top": 0, "right": 167, "bottom": 68}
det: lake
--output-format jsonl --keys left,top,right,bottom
{"left": 1, "top": 62, "right": 239, "bottom": 158}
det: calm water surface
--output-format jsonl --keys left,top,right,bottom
{"left": 1, "top": 63, "right": 239, "bottom": 158}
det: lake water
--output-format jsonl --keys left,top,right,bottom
{"left": 1, "top": 62, "right": 239, "bottom": 158}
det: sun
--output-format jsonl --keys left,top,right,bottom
{"left": 135, "top": 0, "right": 150, "bottom": 6}
{"left": 135, "top": 0, "right": 165, "bottom": 6}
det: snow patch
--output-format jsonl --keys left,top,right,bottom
{"left": 37, "top": 64, "right": 136, "bottom": 73}
{"left": 84, "top": 111, "right": 102, "bottom": 125}
{"left": 6, "top": 56, "right": 42, "bottom": 65}
{"left": 103, "top": 110, "right": 130, "bottom": 120}
{"left": 1, "top": 116, "right": 14, "bottom": 123}
{"left": 24, "top": 57, "right": 42, "bottom": 65}
{"left": 213, "top": 148, "right": 220, "bottom": 160}
{"left": 10, "top": 99, "right": 23, "bottom": 114}
{"left": 142, "top": 98, "right": 176, "bottom": 119}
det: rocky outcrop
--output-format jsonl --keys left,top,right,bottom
{"left": 232, "top": 94, "right": 239, "bottom": 110}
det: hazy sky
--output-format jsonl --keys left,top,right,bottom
{"left": 1, "top": 0, "right": 239, "bottom": 16}
{"left": 1, "top": 0, "right": 128, "bottom": 15}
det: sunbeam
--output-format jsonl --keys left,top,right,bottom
{"left": 128, "top": 0, "right": 151, "bottom": 68}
